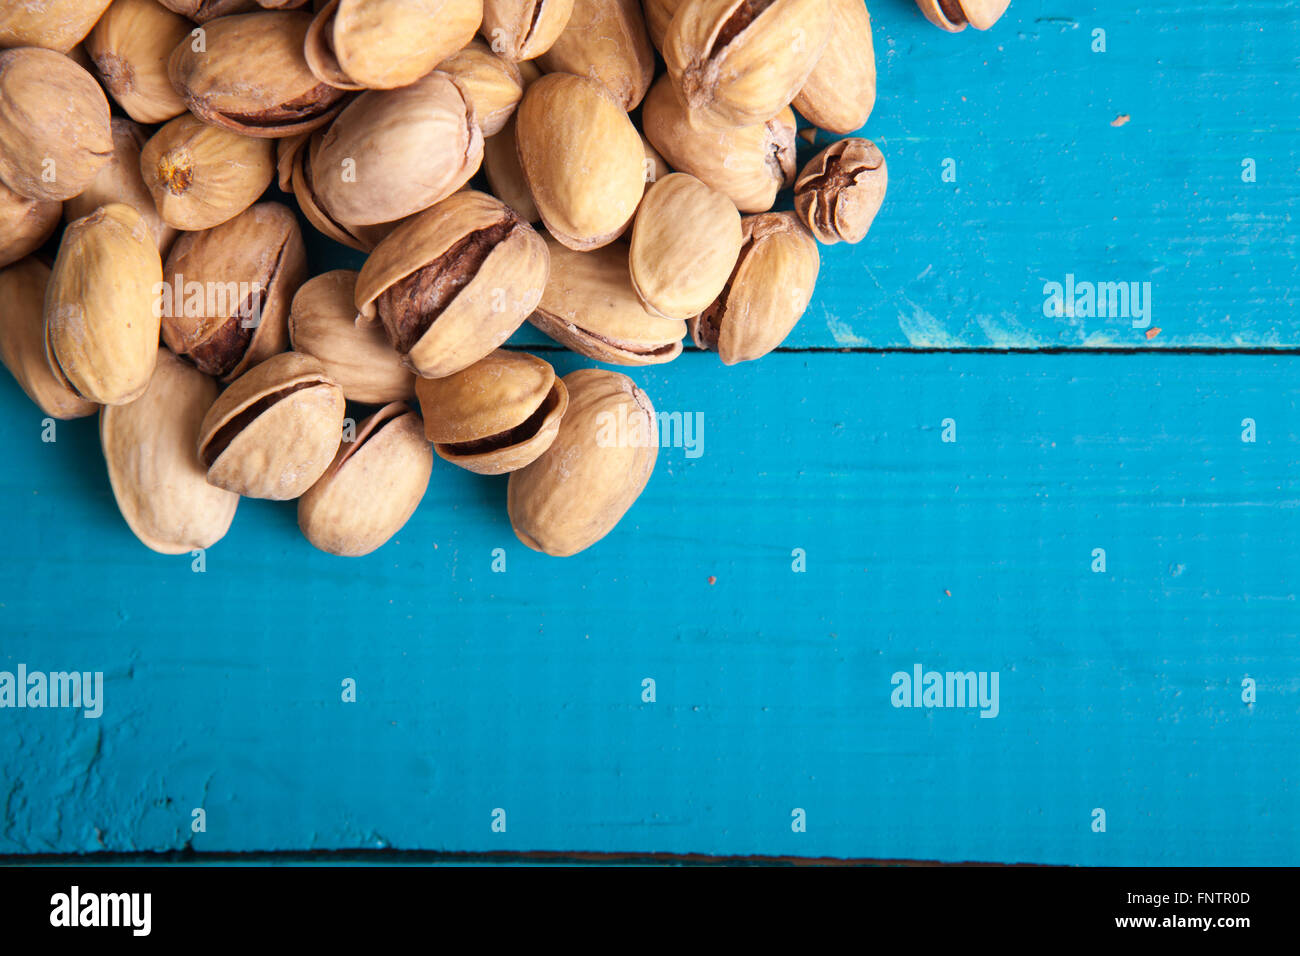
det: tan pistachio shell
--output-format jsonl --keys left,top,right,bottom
{"left": 158, "top": 1, "right": 258, "bottom": 21}
{"left": 416, "top": 348, "right": 568, "bottom": 474}
{"left": 514, "top": 73, "right": 644, "bottom": 251}
{"left": 507, "top": 368, "right": 657, "bottom": 557}
{"left": 101, "top": 349, "right": 239, "bottom": 554}
{"left": 482, "top": 114, "right": 539, "bottom": 224}
{"left": 161, "top": 202, "right": 306, "bottom": 381}
{"left": 282, "top": 130, "right": 405, "bottom": 251}
{"left": 0, "top": 257, "right": 97, "bottom": 419}
{"left": 793, "top": 137, "right": 887, "bottom": 245}
{"left": 644, "top": 0, "right": 684, "bottom": 54}
{"left": 45, "top": 203, "right": 163, "bottom": 406}
{"left": 85, "top": 0, "right": 192, "bottom": 124}
{"left": 0, "top": 48, "right": 113, "bottom": 202}
{"left": 793, "top": 0, "right": 876, "bottom": 134}
{"left": 535, "top": 0, "right": 654, "bottom": 111}
{"left": 916, "top": 0, "right": 1010, "bottom": 32}
{"left": 0, "top": 0, "right": 114, "bottom": 52}
{"left": 355, "top": 190, "right": 549, "bottom": 379}
{"left": 298, "top": 402, "right": 433, "bottom": 557}
{"left": 0, "top": 179, "right": 60, "bottom": 269}
{"left": 480, "top": 0, "right": 573, "bottom": 61}
{"left": 197, "top": 351, "right": 345, "bottom": 500}
{"left": 288, "top": 270, "right": 415, "bottom": 404}
{"left": 436, "top": 39, "right": 523, "bottom": 137}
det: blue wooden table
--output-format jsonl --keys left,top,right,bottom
{"left": 2, "top": 0, "right": 1298, "bottom": 864}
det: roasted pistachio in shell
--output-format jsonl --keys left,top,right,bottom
{"left": 288, "top": 270, "right": 415, "bottom": 405}
{"left": 531, "top": 236, "right": 685, "bottom": 365}
{"left": 793, "top": 0, "right": 875, "bottom": 134}
{"left": 793, "top": 138, "right": 886, "bottom": 245}
{"left": 158, "top": 1, "right": 258, "bottom": 21}
{"left": 916, "top": 0, "right": 1010, "bottom": 32}
{"left": 45, "top": 203, "right": 163, "bottom": 406}
{"left": 436, "top": 40, "right": 523, "bottom": 137}
{"left": 197, "top": 352, "right": 345, "bottom": 500}
{"left": 282, "top": 129, "right": 406, "bottom": 251}
{"left": 0, "top": 0, "right": 114, "bottom": 52}
{"left": 0, "top": 48, "right": 112, "bottom": 202}
{"left": 161, "top": 202, "right": 306, "bottom": 381}
{"left": 690, "top": 211, "right": 819, "bottom": 365}
{"left": 101, "top": 349, "right": 239, "bottom": 554}
{"left": 0, "top": 257, "right": 97, "bottom": 419}
{"left": 507, "top": 368, "right": 657, "bottom": 557}
{"left": 65, "top": 118, "right": 177, "bottom": 255}
{"left": 536, "top": 0, "right": 654, "bottom": 111}
{"left": 305, "top": 0, "right": 483, "bottom": 91}
{"left": 482, "top": 115, "right": 539, "bottom": 224}
{"left": 480, "top": 0, "right": 573, "bottom": 61}
{"left": 85, "top": 0, "right": 191, "bottom": 124}
{"left": 356, "top": 190, "right": 548, "bottom": 379}
{"left": 644, "top": 0, "right": 684, "bottom": 54}
{"left": 0, "top": 180, "right": 59, "bottom": 269}
{"left": 298, "top": 402, "right": 433, "bottom": 557}
{"left": 417, "top": 349, "right": 568, "bottom": 475}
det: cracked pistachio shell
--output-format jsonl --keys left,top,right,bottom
{"left": 793, "top": 0, "right": 875, "bottom": 134}
{"left": 197, "top": 351, "right": 345, "bottom": 500}
{"left": 436, "top": 40, "right": 522, "bottom": 137}
{"left": 0, "top": 0, "right": 114, "bottom": 52}
{"left": 483, "top": 114, "right": 539, "bottom": 224}
{"left": 101, "top": 349, "right": 239, "bottom": 554}
{"left": 0, "top": 48, "right": 113, "bottom": 202}
{"left": 0, "top": 179, "right": 59, "bottom": 268}
{"left": 85, "top": 0, "right": 191, "bottom": 124}
{"left": 158, "top": 1, "right": 258, "bottom": 21}
{"left": 644, "top": 0, "right": 684, "bottom": 54}
{"left": 161, "top": 202, "right": 306, "bottom": 381}
{"left": 140, "top": 112, "right": 275, "bottom": 230}
{"left": 507, "top": 368, "right": 657, "bottom": 556}
{"left": 0, "top": 257, "right": 97, "bottom": 419}
{"left": 530, "top": 235, "right": 684, "bottom": 365}
{"left": 916, "top": 0, "right": 1010, "bottom": 32}
{"left": 793, "top": 137, "right": 886, "bottom": 244}
{"left": 45, "top": 203, "right": 163, "bottom": 406}
{"left": 167, "top": 11, "right": 347, "bottom": 138}
{"left": 356, "top": 190, "right": 548, "bottom": 379}
{"left": 305, "top": 0, "right": 482, "bottom": 91}
{"left": 288, "top": 270, "right": 415, "bottom": 405}
{"left": 281, "top": 130, "right": 405, "bottom": 251}
{"left": 416, "top": 348, "right": 568, "bottom": 475}
{"left": 480, "top": 0, "right": 572, "bottom": 61}
{"left": 630, "top": 172, "right": 742, "bottom": 320}
{"left": 664, "top": 0, "right": 831, "bottom": 128}
{"left": 536, "top": 0, "right": 654, "bottom": 110}
{"left": 689, "top": 211, "right": 819, "bottom": 365}
{"left": 311, "top": 71, "right": 483, "bottom": 228}
{"left": 298, "top": 402, "right": 432, "bottom": 557}
{"left": 642, "top": 75, "right": 794, "bottom": 214}
{"left": 515, "top": 73, "right": 644, "bottom": 251}
{"left": 64, "top": 118, "right": 177, "bottom": 255}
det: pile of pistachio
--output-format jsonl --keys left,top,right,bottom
{"left": 0, "top": 0, "right": 1006, "bottom": 559}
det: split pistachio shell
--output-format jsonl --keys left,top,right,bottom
{"left": 161, "top": 202, "right": 306, "bottom": 381}
{"left": 793, "top": 0, "right": 875, "bottom": 134}
{"left": 436, "top": 40, "right": 523, "bottom": 137}
{"left": 45, "top": 203, "right": 163, "bottom": 406}
{"left": 530, "top": 235, "right": 684, "bottom": 365}
{"left": 356, "top": 190, "right": 549, "bottom": 379}
{"left": 0, "top": 257, "right": 97, "bottom": 419}
{"left": 480, "top": 0, "right": 572, "bottom": 61}
{"left": 282, "top": 130, "right": 406, "bottom": 251}
{"left": 0, "top": 180, "right": 60, "bottom": 268}
{"left": 416, "top": 349, "right": 568, "bottom": 474}
{"left": 507, "top": 368, "right": 657, "bottom": 556}
{"left": 305, "top": 0, "right": 482, "bottom": 91}
{"left": 85, "top": 0, "right": 191, "bottom": 124}
{"left": 0, "top": 48, "right": 112, "bottom": 202}
{"left": 536, "top": 0, "right": 654, "bottom": 111}
{"left": 916, "top": 0, "right": 1010, "bottom": 32}
{"left": 101, "top": 349, "right": 239, "bottom": 554}
{"left": 64, "top": 118, "right": 177, "bottom": 254}
{"left": 197, "top": 351, "right": 345, "bottom": 500}
{"left": 288, "top": 270, "right": 415, "bottom": 404}
{"left": 793, "top": 137, "right": 887, "bottom": 244}
{"left": 630, "top": 173, "right": 742, "bottom": 320}
{"left": 482, "top": 115, "right": 539, "bottom": 224}
{"left": 515, "top": 73, "right": 644, "bottom": 251}
{"left": 0, "top": 0, "right": 114, "bottom": 52}
{"left": 140, "top": 112, "right": 275, "bottom": 230}
{"left": 298, "top": 402, "right": 432, "bottom": 557}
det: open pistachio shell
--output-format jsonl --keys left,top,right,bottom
{"left": 793, "top": 0, "right": 876, "bottom": 134}
{"left": 435, "top": 39, "right": 523, "bottom": 137}
{"left": 915, "top": 0, "right": 1010, "bottom": 32}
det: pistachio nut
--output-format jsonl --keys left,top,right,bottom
{"left": 0, "top": 0, "right": 114, "bottom": 53}
{"left": 916, "top": 0, "right": 1010, "bottom": 32}
{"left": 310, "top": 71, "right": 483, "bottom": 228}
{"left": 507, "top": 368, "right": 657, "bottom": 556}
{"left": 304, "top": 0, "right": 482, "bottom": 91}
{"left": 793, "top": 137, "right": 886, "bottom": 244}
{"left": 65, "top": 118, "right": 178, "bottom": 255}
{"left": 281, "top": 130, "right": 405, "bottom": 251}
{"left": 140, "top": 112, "right": 276, "bottom": 230}
{"left": 643, "top": 0, "right": 684, "bottom": 54}
{"left": 288, "top": 270, "right": 415, "bottom": 404}
{"left": 641, "top": 75, "right": 795, "bottom": 213}
{"left": 480, "top": 0, "right": 573, "bottom": 61}
{"left": 298, "top": 402, "right": 432, "bottom": 557}
{"left": 355, "top": 190, "right": 549, "bottom": 378}
{"left": 515, "top": 73, "right": 644, "bottom": 251}
{"left": 197, "top": 351, "right": 345, "bottom": 500}
{"left": 793, "top": 0, "right": 875, "bottom": 134}
{"left": 664, "top": 0, "right": 831, "bottom": 128}
{"left": 416, "top": 349, "right": 568, "bottom": 475}
{"left": 157, "top": 1, "right": 258, "bottom": 21}
{"left": 161, "top": 202, "right": 306, "bottom": 381}
{"left": 530, "top": 236, "right": 685, "bottom": 365}
{"left": 85, "top": 0, "right": 191, "bottom": 124}
{"left": 0, "top": 48, "right": 113, "bottom": 202}
{"left": 536, "top": 0, "right": 654, "bottom": 111}
{"left": 0, "top": 257, "right": 97, "bottom": 419}
{"left": 101, "top": 349, "right": 240, "bottom": 554}
{"left": 436, "top": 39, "right": 523, "bottom": 137}
{"left": 689, "top": 211, "right": 819, "bottom": 364}
{"left": 45, "top": 203, "right": 164, "bottom": 406}
{"left": 482, "top": 115, "right": 540, "bottom": 224}
{"left": 0, "top": 180, "right": 60, "bottom": 269}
